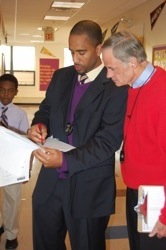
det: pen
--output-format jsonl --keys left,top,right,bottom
{"left": 38, "top": 123, "right": 44, "bottom": 145}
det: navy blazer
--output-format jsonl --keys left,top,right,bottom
{"left": 32, "top": 65, "right": 128, "bottom": 218}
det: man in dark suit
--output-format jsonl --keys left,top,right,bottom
{"left": 28, "top": 20, "right": 128, "bottom": 250}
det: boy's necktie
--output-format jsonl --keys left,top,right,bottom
{"left": 1, "top": 107, "right": 8, "bottom": 128}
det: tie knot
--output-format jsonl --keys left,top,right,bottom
{"left": 2, "top": 107, "right": 8, "bottom": 112}
{"left": 79, "top": 74, "right": 88, "bottom": 84}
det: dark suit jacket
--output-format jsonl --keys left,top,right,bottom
{"left": 32, "top": 65, "right": 128, "bottom": 218}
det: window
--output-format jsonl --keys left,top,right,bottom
{"left": 64, "top": 48, "right": 73, "bottom": 67}
{"left": 2, "top": 46, "right": 36, "bottom": 85}
{"left": 13, "top": 46, "right": 35, "bottom": 70}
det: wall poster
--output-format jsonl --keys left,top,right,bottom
{"left": 39, "top": 58, "right": 59, "bottom": 91}
{"left": 152, "top": 45, "right": 166, "bottom": 70}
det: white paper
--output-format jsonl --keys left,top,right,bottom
{"left": 0, "top": 128, "right": 74, "bottom": 187}
{"left": 0, "top": 167, "right": 26, "bottom": 186}
{"left": 137, "top": 185, "right": 165, "bottom": 232}
{"left": 0, "top": 126, "right": 39, "bottom": 187}
{"left": 43, "top": 136, "right": 75, "bottom": 152}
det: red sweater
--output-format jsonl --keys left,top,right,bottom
{"left": 121, "top": 66, "right": 166, "bottom": 224}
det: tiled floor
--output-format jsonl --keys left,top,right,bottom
{"left": 0, "top": 105, "right": 129, "bottom": 250}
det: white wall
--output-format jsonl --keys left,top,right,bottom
{"left": 14, "top": 0, "right": 166, "bottom": 104}
{"left": 103, "top": 0, "right": 166, "bottom": 62}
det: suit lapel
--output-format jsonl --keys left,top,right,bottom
{"left": 58, "top": 67, "right": 110, "bottom": 123}
{"left": 75, "top": 68, "right": 110, "bottom": 118}
{"left": 60, "top": 69, "right": 77, "bottom": 122}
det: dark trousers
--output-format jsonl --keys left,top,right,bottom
{"left": 33, "top": 178, "right": 110, "bottom": 250}
{"left": 126, "top": 187, "right": 166, "bottom": 250}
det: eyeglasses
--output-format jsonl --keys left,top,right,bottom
{"left": 0, "top": 88, "right": 16, "bottom": 94}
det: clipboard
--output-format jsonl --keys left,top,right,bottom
{"left": 134, "top": 185, "right": 165, "bottom": 232}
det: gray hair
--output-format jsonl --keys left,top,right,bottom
{"left": 102, "top": 31, "right": 147, "bottom": 63}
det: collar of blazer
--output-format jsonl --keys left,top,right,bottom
{"left": 60, "top": 66, "right": 111, "bottom": 116}
{"left": 74, "top": 67, "right": 112, "bottom": 115}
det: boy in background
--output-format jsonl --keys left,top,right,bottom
{"left": 0, "top": 74, "right": 29, "bottom": 249}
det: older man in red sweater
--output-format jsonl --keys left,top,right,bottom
{"left": 102, "top": 31, "right": 166, "bottom": 250}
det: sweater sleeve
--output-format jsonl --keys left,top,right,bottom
{"left": 159, "top": 186, "right": 166, "bottom": 225}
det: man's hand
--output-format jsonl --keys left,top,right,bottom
{"left": 27, "top": 124, "right": 47, "bottom": 144}
{"left": 33, "top": 147, "right": 63, "bottom": 168}
{"left": 149, "top": 220, "right": 166, "bottom": 238}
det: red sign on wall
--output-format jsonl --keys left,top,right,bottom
{"left": 44, "top": 27, "right": 54, "bottom": 41}
{"left": 39, "top": 58, "right": 59, "bottom": 91}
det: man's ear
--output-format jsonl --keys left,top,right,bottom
{"left": 15, "top": 89, "right": 18, "bottom": 96}
{"left": 129, "top": 57, "right": 138, "bottom": 68}
{"left": 96, "top": 44, "right": 102, "bottom": 56}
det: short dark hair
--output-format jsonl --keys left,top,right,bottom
{"left": 0, "top": 74, "right": 18, "bottom": 89}
{"left": 70, "top": 20, "right": 102, "bottom": 46}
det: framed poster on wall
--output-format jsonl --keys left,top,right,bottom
{"left": 152, "top": 45, "right": 166, "bottom": 70}
{"left": 39, "top": 58, "right": 59, "bottom": 91}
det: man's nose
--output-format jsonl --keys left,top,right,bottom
{"left": 107, "top": 70, "right": 114, "bottom": 79}
{"left": 72, "top": 53, "right": 79, "bottom": 63}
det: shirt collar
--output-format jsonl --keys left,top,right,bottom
{"left": 0, "top": 101, "right": 12, "bottom": 109}
{"left": 132, "top": 63, "right": 155, "bottom": 89}
{"left": 78, "top": 63, "right": 104, "bottom": 84}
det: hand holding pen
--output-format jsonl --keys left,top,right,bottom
{"left": 38, "top": 123, "right": 45, "bottom": 145}
{"left": 27, "top": 123, "right": 47, "bottom": 144}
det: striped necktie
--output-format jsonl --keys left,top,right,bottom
{"left": 80, "top": 74, "right": 88, "bottom": 84}
{"left": 1, "top": 107, "right": 8, "bottom": 128}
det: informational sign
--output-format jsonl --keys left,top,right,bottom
{"left": 44, "top": 27, "right": 54, "bottom": 41}
{"left": 39, "top": 58, "right": 59, "bottom": 91}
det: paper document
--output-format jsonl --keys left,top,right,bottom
{"left": 0, "top": 126, "right": 39, "bottom": 187}
{"left": 0, "top": 127, "right": 74, "bottom": 186}
{"left": 135, "top": 185, "right": 165, "bottom": 232}
{"left": 43, "top": 136, "right": 75, "bottom": 152}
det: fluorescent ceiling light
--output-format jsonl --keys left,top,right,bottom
{"left": 44, "top": 15, "right": 70, "bottom": 21}
{"left": 30, "top": 40, "right": 44, "bottom": 43}
{"left": 19, "top": 33, "right": 29, "bottom": 36}
{"left": 32, "top": 35, "right": 43, "bottom": 38}
{"left": 52, "top": 1, "right": 85, "bottom": 8}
